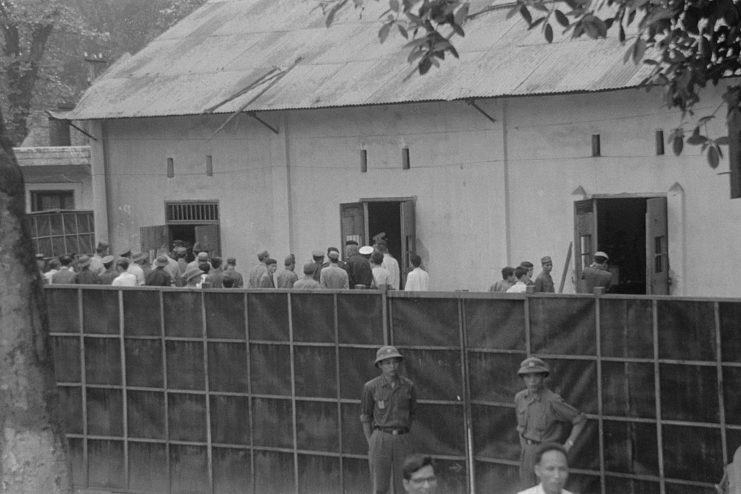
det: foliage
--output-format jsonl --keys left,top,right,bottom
{"left": 0, "top": 0, "right": 207, "bottom": 146}
{"left": 322, "top": 0, "right": 741, "bottom": 170}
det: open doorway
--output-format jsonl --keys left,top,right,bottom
{"left": 367, "top": 202, "right": 402, "bottom": 265}
{"left": 597, "top": 199, "right": 647, "bottom": 294}
{"left": 575, "top": 196, "right": 668, "bottom": 295}
{"left": 340, "top": 199, "right": 416, "bottom": 287}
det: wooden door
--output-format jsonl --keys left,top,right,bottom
{"left": 194, "top": 224, "right": 220, "bottom": 257}
{"left": 140, "top": 225, "right": 169, "bottom": 260}
{"left": 645, "top": 197, "right": 669, "bottom": 294}
{"left": 340, "top": 202, "right": 365, "bottom": 254}
{"left": 574, "top": 199, "right": 598, "bottom": 293}
{"left": 399, "top": 200, "right": 416, "bottom": 287}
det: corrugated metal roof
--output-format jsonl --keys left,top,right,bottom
{"left": 68, "top": 0, "right": 654, "bottom": 120}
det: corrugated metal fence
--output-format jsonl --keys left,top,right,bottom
{"left": 46, "top": 287, "right": 741, "bottom": 494}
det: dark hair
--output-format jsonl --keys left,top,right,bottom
{"left": 534, "top": 442, "right": 568, "bottom": 465}
{"left": 519, "top": 261, "right": 534, "bottom": 268}
{"left": 371, "top": 251, "right": 384, "bottom": 265}
{"left": 198, "top": 262, "right": 211, "bottom": 274}
{"left": 48, "top": 258, "right": 61, "bottom": 269}
{"left": 211, "top": 257, "right": 222, "bottom": 269}
{"left": 402, "top": 454, "right": 435, "bottom": 481}
{"left": 222, "top": 277, "right": 235, "bottom": 288}
{"left": 501, "top": 266, "right": 514, "bottom": 279}
{"left": 410, "top": 254, "right": 422, "bottom": 267}
{"left": 514, "top": 266, "right": 528, "bottom": 279}
{"left": 59, "top": 255, "right": 73, "bottom": 267}
{"left": 327, "top": 247, "right": 339, "bottom": 255}
{"left": 265, "top": 258, "right": 277, "bottom": 266}
{"left": 116, "top": 259, "right": 130, "bottom": 270}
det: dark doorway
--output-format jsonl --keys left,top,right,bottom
{"left": 169, "top": 225, "right": 196, "bottom": 249}
{"left": 574, "top": 196, "right": 668, "bottom": 295}
{"left": 367, "top": 201, "right": 402, "bottom": 263}
{"left": 596, "top": 198, "right": 647, "bottom": 294}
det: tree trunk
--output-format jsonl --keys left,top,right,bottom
{"left": 0, "top": 110, "right": 71, "bottom": 492}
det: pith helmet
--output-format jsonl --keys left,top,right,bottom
{"left": 375, "top": 345, "right": 404, "bottom": 367}
{"left": 517, "top": 357, "right": 550, "bottom": 376}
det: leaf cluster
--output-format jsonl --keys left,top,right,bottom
{"left": 323, "top": 0, "right": 741, "bottom": 169}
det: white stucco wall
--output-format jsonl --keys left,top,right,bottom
{"left": 94, "top": 84, "right": 741, "bottom": 297}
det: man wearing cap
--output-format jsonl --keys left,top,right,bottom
{"left": 247, "top": 250, "right": 269, "bottom": 288}
{"left": 347, "top": 245, "right": 374, "bottom": 289}
{"left": 515, "top": 357, "right": 585, "bottom": 488}
{"left": 258, "top": 258, "right": 278, "bottom": 288}
{"left": 90, "top": 241, "right": 109, "bottom": 275}
{"left": 146, "top": 255, "right": 173, "bottom": 286}
{"left": 310, "top": 250, "right": 325, "bottom": 283}
{"left": 534, "top": 256, "right": 555, "bottom": 293}
{"left": 223, "top": 257, "right": 244, "bottom": 288}
{"left": 322, "top": 247, "right": 348, "bottom": 271}
{"left": 99, "top": 255, "right": 117, "bottom": 284}
{"left": 293, "top": 262, "right": 322, "bottom": 290}
{"left": 361, "top": 345, "right": 417, "bottom": 494}
{"left": 320, "top": 250, "right": 349, "bottom": 289}
{"left": 579, "top": 251, "right": 612, "bottom": 294}
{"left": 75, "top": 255, "right": 101, "bottom": 284}
{"left": 276, "top": 254, "right": 299, "bottom": 288}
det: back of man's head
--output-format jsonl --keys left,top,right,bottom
{"left": 514, "top": 266, "right": 529, "bottom": 280}
{"left": 410, "top": 254, "right": 422, "bottom": 268}
{"left": 501, "top": 266, "right": 515, "bottom": 280}
{"left": 211, "top": 257, "right": 223, "bottom": 270}
{"left": 59, "top": 255, "right": 73, "bottom": 267}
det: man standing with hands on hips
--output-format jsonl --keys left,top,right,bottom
{"left": 361, "top": 345, "right": 417, "bottom": 494}
{"left": 515, "top": 357, "right": 586, "bottom": 489}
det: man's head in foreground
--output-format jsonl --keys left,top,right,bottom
{"left": 402, "top": 454, "right": 437, "bottom": 494}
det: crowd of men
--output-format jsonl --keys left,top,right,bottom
{"left": 36, "top": 239, "right": 432, "bottom": 291}
{"left": 366, "top": 346, "right": 582, "bottom": 494}
{"left": 489, "top": 252, "right": 613, "bottom": 294}
{"left": 38, "top": 239, "right": 613, "bottom": 295}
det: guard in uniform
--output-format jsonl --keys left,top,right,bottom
{"left": 361, "top": 345, "right": 417, "bottom": 494}
{"left": 514, "top": 357, "right": 586, "bottom": 488}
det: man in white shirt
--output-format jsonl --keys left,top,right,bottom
{"left": 377, "top": 241, "right": 400, "bottom": 290}
{"left": 404, "top": 254, "right": 429, "bottom": 291}
{"left": 506, "top": 266, "right": 530, "bottom": 293}
{"left": 517, "top": 443, "right": 574, "bottom": 494}
{"left": 112, "top": 259, "right": 138, "bottom": 286}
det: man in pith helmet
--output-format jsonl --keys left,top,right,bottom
{"left": 515, "top": 357, "right": 585, "bottom": 489}
{"left": 360, "top": 345, "right": 418, "bottom": 494}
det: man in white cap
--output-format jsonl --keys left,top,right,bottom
{"left": 347, "top": 244, "right": 374, "bottom": 289}
{"left": 579, "top": 251, "right": 612, "bottom": 293}
{"left": 361, "top": 345, "right": 417, "bottom": 494}
{"left": 515, "top": 357, "right": 585, "bottom": 489}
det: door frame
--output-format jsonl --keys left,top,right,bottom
{"left": 574, "top": 193, "right": 668, "bottom": 294}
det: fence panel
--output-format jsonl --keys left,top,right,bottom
{"left": 45, "top": 287, "right": 741, "bottom": 494}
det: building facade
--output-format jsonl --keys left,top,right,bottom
{"left": 68, "top": 0, "right": 741, "bottom": 296}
